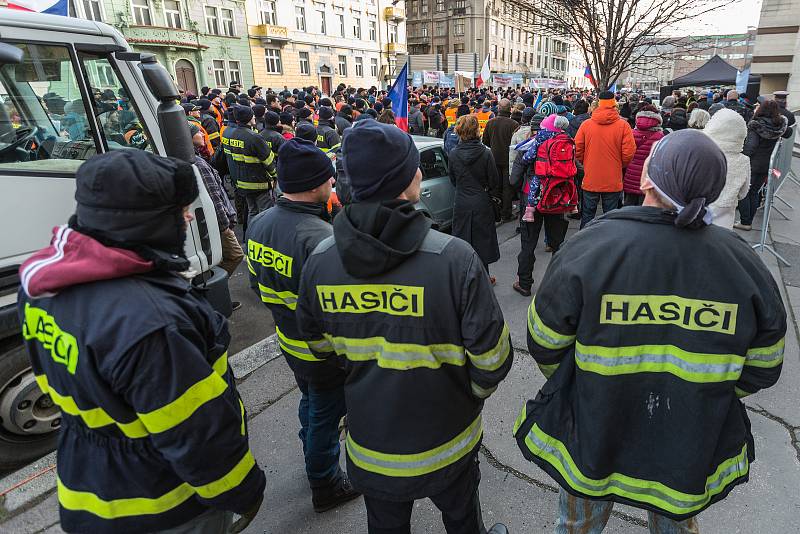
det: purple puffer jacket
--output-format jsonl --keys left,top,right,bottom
{"left": 622, "top": 111, "right": 664, "bottom": 194}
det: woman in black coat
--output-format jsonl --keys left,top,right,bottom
{"left": 735, "top": 99, "right": 788, "bottom": 230}
{"left": 448, "top": 115, "right": 501, "bottom": 282}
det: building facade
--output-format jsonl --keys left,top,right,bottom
{"left": 245, "top": 0, "right": 407, "bottom": 92}
{"left": 751, "top": 0, "right": 800, "bottom": 108}
{"left": 68, "top": 0, "right": 255, "bottom": 94}
{"left": 622, "top": 31, "right": 756, "bottom": 92}
{"left": 404, "top": 0, "right": 571, "bottom": 81}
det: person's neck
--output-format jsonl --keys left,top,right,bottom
{"left": 282, "top": 192, "right": 323, "bottom": 203}
{"left": 642, "top": 190, "right": 674, "bottom": 210}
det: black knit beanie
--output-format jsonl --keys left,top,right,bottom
{"left": 277, "top": 138, "right": 334, "bottom": 193}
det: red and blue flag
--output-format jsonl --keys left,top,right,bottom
{"left": 7, "top": 0, "right": 68, "bottom": 16}
{"left": 584, "top": 66, "right": 596, "bottom": 87}
{"left": 387, "top": 63, "right": 409, "bottom": 132}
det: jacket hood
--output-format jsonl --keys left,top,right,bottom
{"left": 748, "top": 115, "right": 788, "bottom": 140}
{"left": 635, "top": 110, "right": 662, "bottom": 131}
{"left": 332, "top": 200, "right": 431, "bottom": 278}
{"left": 704, "top": 109, "right": 747, "bottom": 153}
{"left": 19, "top": 225, "right": 154, "bottom": 298}
{"left": 453, "top": 139, "right": 487, "bottom": 165}
{"left": 668, "top": 112, "right": 688, "bottom": 128}
{"left": 591, "top": 107, "right": 621, "bottom": 125}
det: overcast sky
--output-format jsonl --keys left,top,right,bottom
{"left": 680, "top": 0, "right": 763, "bottom": 35}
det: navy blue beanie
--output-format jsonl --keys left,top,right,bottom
{"left": 277, "top": 138, "right": 333, "bottom": 193}
{"left": 295, "top": 122, "right": 318, "bottom": 141}
{"left": 342, "top": 120, "right": 420, "bottom": 202}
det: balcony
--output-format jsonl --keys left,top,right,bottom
{"left": 384, "top": 6, "right": 405, "bottom": 21}
{"left": 388, "top": 42, "right": 407, "bottom": 54}
{"left": 249, "top": 24, "right": 290, "bottom": 43}
{"left": 407, "top": 35, "right": 429, "bottom": 44}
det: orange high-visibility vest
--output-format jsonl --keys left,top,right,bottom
{"left": 475, "top": 110, "right": 492, "bottom": 136}
{"left": 445, "top": 107, "right": 458, "bottom": 128}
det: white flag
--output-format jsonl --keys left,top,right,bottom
{"left": 476, "top": 55, "right": 491, "bottom": 88}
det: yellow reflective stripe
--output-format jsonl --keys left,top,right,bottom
{"left": 325, "top": 334, "right": 465, "bottom": 370}
{"left": 468, "top": 324, "right": 510, "bottom": 371}
{"left": 57, "top": 477, "right": 195, "bottom": 519}
{"left": 470, "top": 381, "right": 496, "bottom": 399}
{"left": 276, "top": 326, "right": 324, "bottom": 362}
{"left": 261, "top": 151, "right": 275, "bottom": 165}
{"left": 247, "top": 256, "right": 256, "bottom": 275}
{"left": 538, "top": 362, "right": 560, "bottom": 379}
{"left": 193, "top": 449, "right": 257, "bottom": 499}
{"left": 212, "top": 352, "right": 228, "bottom": 377}
{"left": 512, "top": 403, "right": 527, "bottom": 435}
{"left": 735, "top": 386, "right": 750, "bottom": 399}
{"left": 35, "top": 375, "right": 148, "bottom": 438}
{"left": 137, "top": 372, "right": 228, "bottom": 434}
{"left": 307, "top": 337, "right": 335, "bottom": 353}
{"left": 239, "top": 398, "right": 245, "bottom": 436}
{"left": 329, "top": 143, "right": 341, "bottom": 151}
{"left": 208, "top": 132, "right": 220, "bottom": 140}
{"left": 575, "top": 343, "right": 744, "bottom": 383}
{"left": 522, "top": 423, "right": 749, "bottom": 516}
{"left": 527, "top": 299, "right": 576, "bottom": 350}
{"left": 346, "top": 414, "right": 482, "bottom": 477}
{"left": 236, "top": 181, "right": 271, "bottom": 190}
{"left": 258, "top": 283, "right": 298, "bottom": 310}
{"left": 745, "top": 337, "right": 785, "bottom": 368}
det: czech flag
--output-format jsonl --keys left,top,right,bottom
{"left": 7, "top": 0, "right": 68, "bottom": 15}
{"left": 388, "top": 62, "right": 409, "bottom": 132}
{"left": 584, "top": 66, "right": 596, "bottom": 87}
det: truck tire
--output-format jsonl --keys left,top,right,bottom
{"left": 0, "top": 339, "right": 59, "bottom": 470}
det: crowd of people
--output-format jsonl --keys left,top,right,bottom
{"left": 17, "top": 75, "right": 795, "bottom": 534}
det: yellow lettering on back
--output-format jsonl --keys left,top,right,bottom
{"left": 316, "top": 285, "right": 425, "bottom": 317}
{"left": 248, "top": 239, "right": 294, "bottom": 278}
{"left": 599, "top": 294, "right": 738, "bottom": 335}
{"left": 22, "top": 304, "right": 79, "bottom": 373}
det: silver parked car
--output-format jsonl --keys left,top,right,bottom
{"left": 412, "top": 136, "right": 455, "bottom": 231}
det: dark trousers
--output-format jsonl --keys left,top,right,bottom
{"left": 623, "top": 192, "right": 644, "bottom": 206}
{"left": 517, "top": 212, "right": 568, "bottom": 291}
{"left": 580, "top": 190, "right": 622, "bottom": 229}
{"left": 364, "top": 453, "right": 485, "bottom": 534}
{"left": 737, "top": 174, "right": 765, "bottom": 225}
{"left": 296, "top": 378, "right": 347, "bottom": 484}
{"left": 244, "top": 190, "right": 275, "bottom": 226}
{"left": 496, "top": 166, "right": 514, "bottom": 220}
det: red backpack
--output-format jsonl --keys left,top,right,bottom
{"left": 534, "top": 133, "right": 578, "bottom": 214}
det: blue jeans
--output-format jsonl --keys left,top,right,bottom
{"left": 556, "top": 490, "right": 700, "bottom": 534}
{"left": 296, "top": 378, "right": 347, "bottom": 484}
{"left": 580, "top": 191, "right": 622, "bottom": 229}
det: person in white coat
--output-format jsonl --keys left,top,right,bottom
{"left": 705, "top": 108, "right": 750, "bottom": 228}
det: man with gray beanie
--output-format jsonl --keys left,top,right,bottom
{"left": 296, "top": 120, "right": 512, "bottom": 534}
{"left": 18, "top": 150, "right": 266, "bottom": 533}
{"left": 245, "top": 138, "right": 359, "bottom": 513}
{"left": 515, "top": 130, "right": 786, "bottom": 533}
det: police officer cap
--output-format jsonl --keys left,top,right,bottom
{"left": 72, "top": 150, "right": 198, "bottom": 263}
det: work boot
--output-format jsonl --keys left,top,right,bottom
{"left": 487, "top": 523, "right": 509, "bottom": 534}
{"left": 312, "top": 474, "right": 361, "bottom": 513}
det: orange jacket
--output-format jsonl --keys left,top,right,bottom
{"left": 575, "top": 107, "right": 637, "bottom": 193}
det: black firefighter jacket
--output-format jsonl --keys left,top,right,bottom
{"left": 514, "top": 207, "right": 786, "bottom": 521}
{"left": 296, "top": 200, "right": 513, "bottom": 500}
{"left": 221, "top": 124, "right": 277, "bottom": 191}
{"left": 245, "top": 198, "right": 343, "bottom": 387}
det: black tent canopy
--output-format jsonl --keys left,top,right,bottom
{"left": 670, "top": 55, "right": 739, "bottom": 87}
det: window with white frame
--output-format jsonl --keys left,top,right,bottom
{"left": 435, "top": 0, "right": 444, "bottom": 12}
{"left": 388, "top": 23, "right": 397, "bottom": 43}
{"left": 355, "top": 57, "right": 363, "bottom": 77}
{"left": 338, "top": 55, "right": 347, "bottom": 76}
{"left": 352, "top": 10, "right": 361, "bottom": 39}
{"left": 221, "top": 8, "right": 235, "bottom": 36}
{"left": 259, "top": 0, "right": 277, "bottom": 25}
{"left": 228, "top": 60, "right": 240, "bottom": 83}
{"left": 435, "top": 21, "right": 445, "bottom": 36}
{"left": 164, "top": 0, "right": 182, "bottom": 29}
{"left": 79, "top": 0, "right": 104, "bottom": 21}
{"left": 265, "top": 49, "right": 282, "bottom": 74}
{"left": 370, "top": 57, "right": 378, "bottom": 77}
{"left": 132, "top": 0, "right": 152, "bottom": 25}
{"left": 314, "top": 2, "right": 326, "bottom": 34}
{"left": 213, "top": 60, "right": 227, "bottom": 86}
{"left": 453, "top": 19, "right": 464, "bottom": 36}
{"left": 421, "top": 0, "right": 428, "bottom": 15}
{"left": 453, "top": 43, "right": 465, "bottom": 54}
{"left": 421, "top": 23, "right": 428, "bottom": 37}
{"left": 335, "top": 7, "right": 345, "bottom": 37}
{"left": 295, "top": 6, "right": 306, "bottom": 31}
{"left": 369, "top": 18, "right": 376, "bottom": 41}
{"left": 205, "top": 6, "right": 219, "bottom": 35}
{"left": 299, "top": 52, "right": 310, "bottom": 75}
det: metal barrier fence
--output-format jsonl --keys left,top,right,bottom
{"left": 753, "top": 133, "right": 797, "bottom": 266}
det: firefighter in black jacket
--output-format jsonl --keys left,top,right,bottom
{"left": 245, "top": 138, "right": 359, "bottom": 512}
{"left": 222, "top": 104, "right": 277, "bottom": 224}
{"left": 198, "top": 98, "right": 221, "bottom": 149}
{"left": 514, "top": 130, "right": 787, "bottom": 532}
{"left": 259, "top": 110, "right": 286, "bottom": 155}
{"left": 17, "top": 151, "right": 265, "bottom": 534}
{"left": 296, "top": 120, "right": 511, "bottom": 534}
{"left": 315, "top": 106, "right": 341, "bottom": 156}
